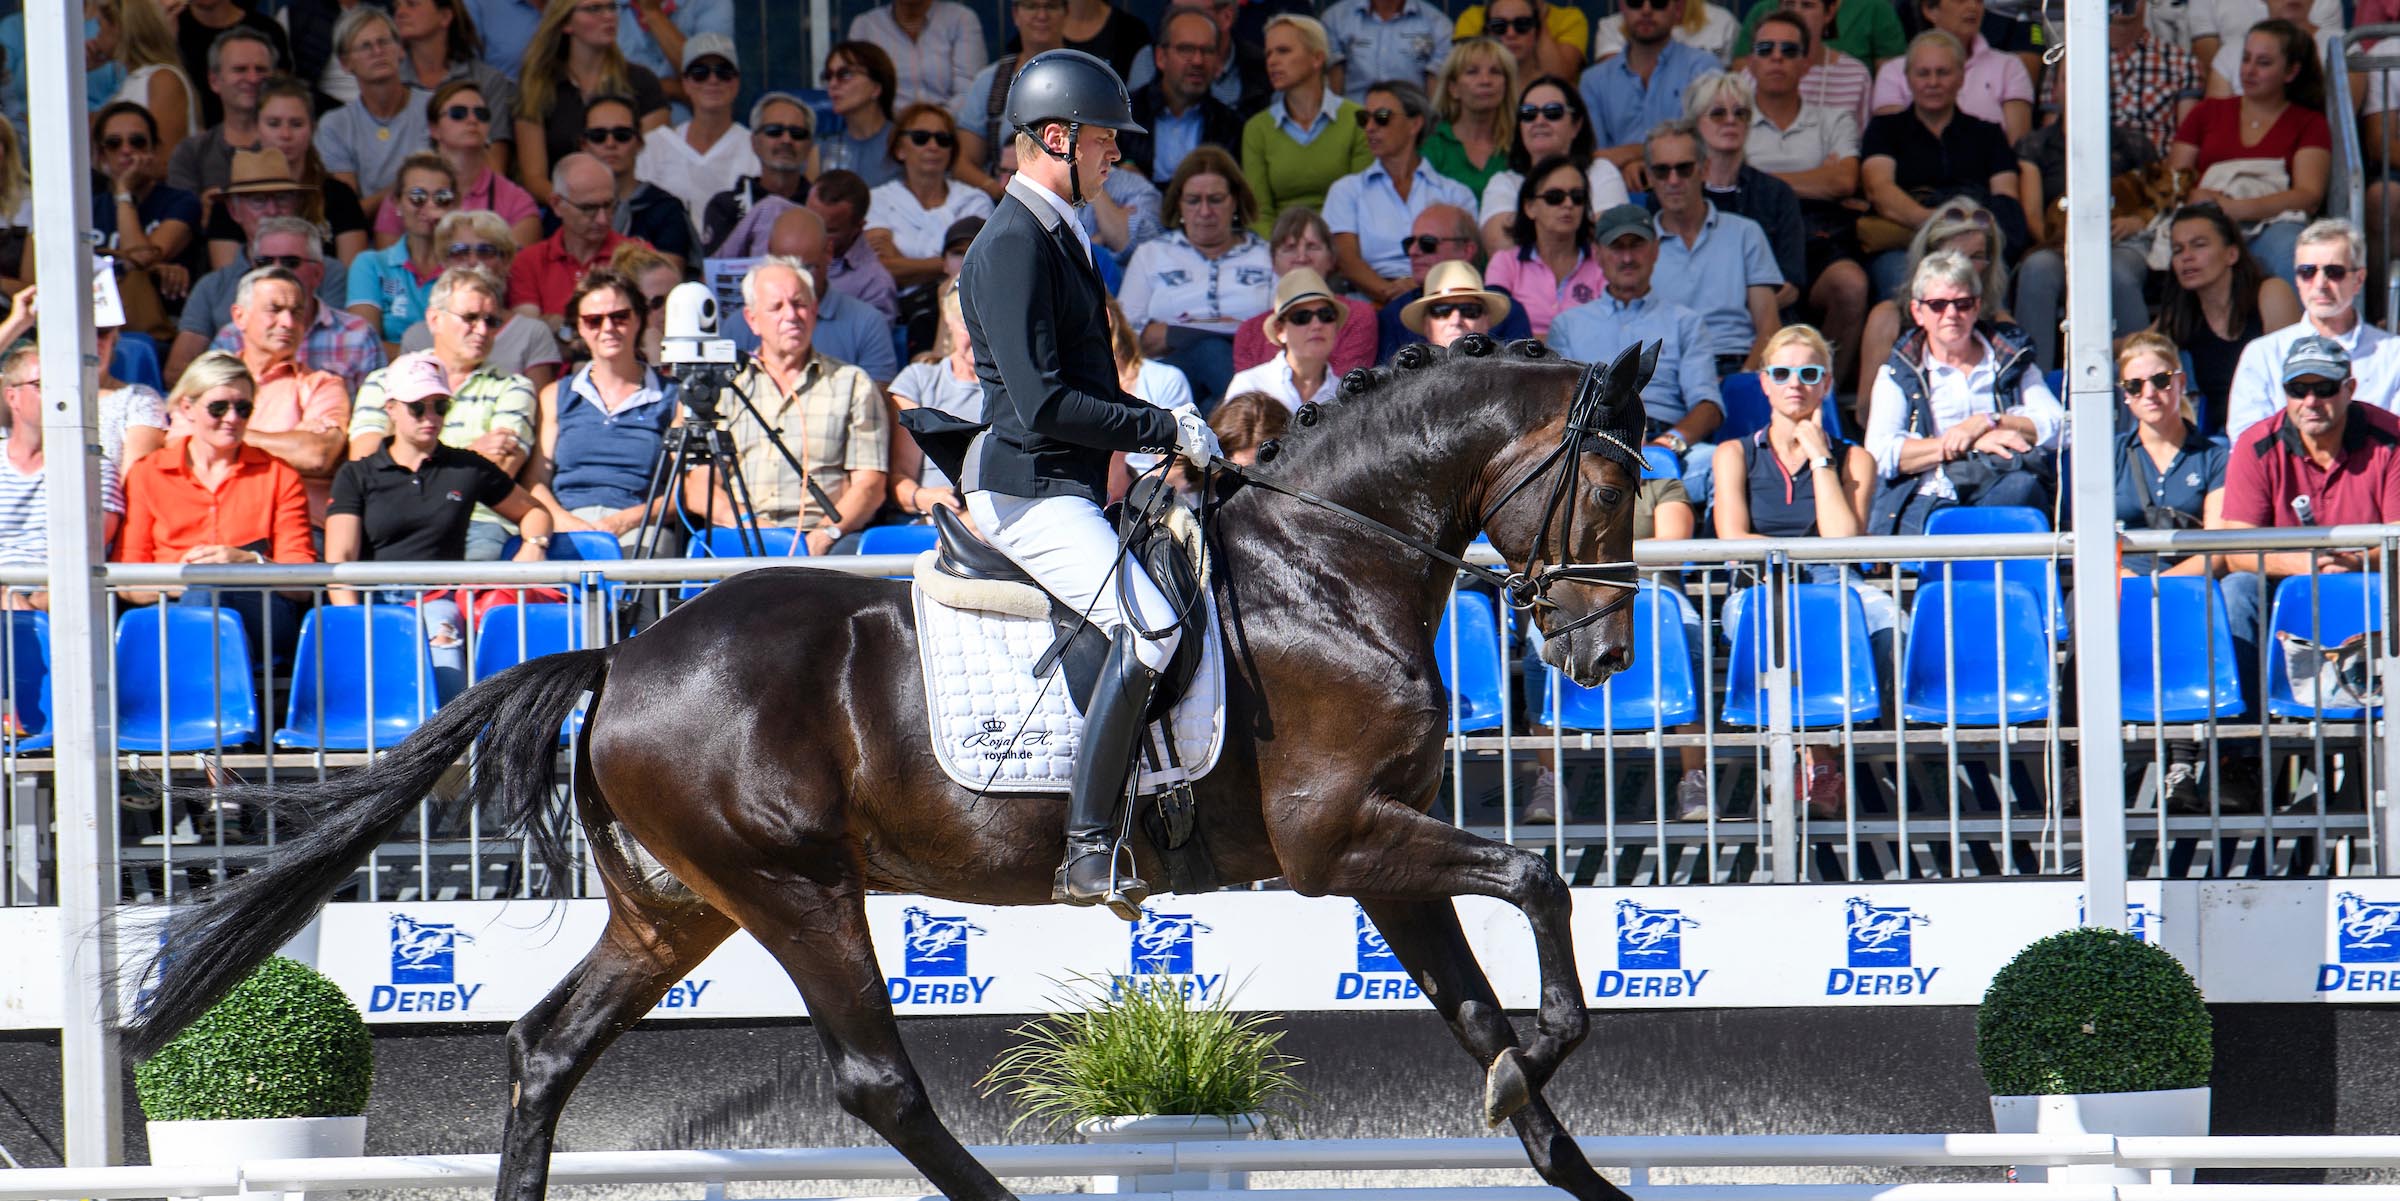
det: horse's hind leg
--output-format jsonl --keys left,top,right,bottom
{"left": 711, "top": 869, "right": 1016, "bottom": 1201}
{"left": 496, "top": 891, "right": 736, "bottom": 1201}
{"left": 1359, "top": 897, "right": 1633, "bottom": 1201}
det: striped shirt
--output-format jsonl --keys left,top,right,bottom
{"left": 0, "top": 452, "right": 123, "bottom": 565}
{"left": 726, "top": 354, "right": 888, "bottom": 527}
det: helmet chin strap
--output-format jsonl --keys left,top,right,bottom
{"left": 1033, "top": 120, "right": 1089, "bottom": 205}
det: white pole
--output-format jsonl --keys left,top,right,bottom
{"left": 2062, "top": 4, "right": 2126, "bottom": 930}
{"left": 27, "top": 0, "right": 123, "bottom": 1165}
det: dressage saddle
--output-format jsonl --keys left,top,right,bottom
{"left": 925, "top": 504, "right": 1207, "bottom": 723}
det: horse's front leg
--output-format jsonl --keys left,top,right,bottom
{"left": 1358, "top": 896, "right": 1633, "bottom": 1201}
{"left": 1267, "top": 790, "right": 1588, "bottom": 1122}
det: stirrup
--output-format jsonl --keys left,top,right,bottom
{"left": 1055, "top": 836, "right": 1148, "bottom": 920}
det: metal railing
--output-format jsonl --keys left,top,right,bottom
{"left": 3, "top": 527, "right": 2398, "bottom": 905}
{"left": 6, "top": 1132, "right": 2400, "bottom": 1200}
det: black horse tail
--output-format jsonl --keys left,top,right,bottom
{"left": 118, "top": 647, "right": 610, "bottom": 1058}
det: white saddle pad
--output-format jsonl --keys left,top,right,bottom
{"left": 911, "top": 571, "right": 1226, "bottom": 795}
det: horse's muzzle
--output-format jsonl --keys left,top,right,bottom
{"left": 1541, "top": 626, "right": 1630, "bottom": 690}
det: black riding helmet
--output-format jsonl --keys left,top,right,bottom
{"left": 1005, "top": 48, "right": 1144, "bottom": 205}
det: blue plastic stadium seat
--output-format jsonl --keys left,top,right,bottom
{"left": 503, "top": 530, "right": 624, "bottom": 561}
{"left": 273, "top": 605, "right": 440, "bottom": 750}
{"left": 115, "top": 606, "right": 260, "bottom": 751}
{"left": 1917, "top": 504, "right": 2067, "bottom": 639}
{"left": 857, "top": 524, "right": 939, "bottom": 556}
{"left": 1640, "top": 445, "right": 1680, "bottom": 481}
{"left": 1, "top": 612, "right": 51, "bottom": 750}
{"left": 2120, "top": 577, "right": 2245, "bottom": 723}
{"left": 1436, "top": 589, "right": 1509, "bottom": 733}
{"left": 2044, "top": 368, "right": 2065, "bottom": 402}
{"left": 1526, "top": 583, "right": 1700, "bottom": 731}
{"left": 1721, "top": 583, "right": 1882, "bottom": 728}
{"left": 1901, "top": 580, "right": 2052, "bottom": 726}
{"left": 2267, "top": 572, "right": 2386, "bottom": 719}
{"left": 694, "top": 526, "right": 806, "bottom": 557}
{"left": 472, "top": 604, "right": 583, "bottom": 678}
{"left": 1717, "top": 372, "right": 1771, "bottom": 443}
{"left": 111, "top": 333, "right": 165, "bottom": 394}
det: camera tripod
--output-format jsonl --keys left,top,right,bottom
{"left": 626, "top": 357, "right": 845, "bottom": 564}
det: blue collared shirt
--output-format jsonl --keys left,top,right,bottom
{"left": 1321, "top": 0, "right": 1452, "bottom": 103}
{"left": 464, "top": 0, "right": 546, "bottom": 82}
{"left": 1547, "top": 291, "right": 1720, "bottom": 427}
{"left": 1150, "top": 105, "right": 1205, "bottom": 184}
{"left": 1648, "top": 204, "right": 1784, "bottom": 359}
{"left": 1270, "top": 86, "right": 1346, "bottom": 145}
{"left": 1579, "top": 41, "right": 1719, "bottom": 148}
{"left": 1323, "top": 159, "right": 1481, "bottom": 278}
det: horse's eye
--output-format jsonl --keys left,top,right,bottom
{"left": 1596, "top": 486, "right": 1626, "bottom": 507}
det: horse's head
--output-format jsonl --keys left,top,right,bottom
{"left": 1481, "top": 339, "right": 1655, "bottom": 689}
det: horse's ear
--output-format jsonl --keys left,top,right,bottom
{"left": 1634, "top": 340, "right": 1662, "bottom": 394}
{"left": 1600, "top": 342, "right": 1651, "bottom": 430}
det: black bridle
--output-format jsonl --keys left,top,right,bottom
{"left": 1211, "top": 358, "right": 1646, "bottom": 639}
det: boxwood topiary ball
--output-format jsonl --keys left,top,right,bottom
{"left": 134, "top": 956, "right": 373, "bottom": 1121}
{"left": 1977, "top": 928, "right": 2211, "bottom": 1097}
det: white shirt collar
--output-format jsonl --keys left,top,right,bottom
{"left": 1017, "top": 174, "right": 1096, "bottom": 265}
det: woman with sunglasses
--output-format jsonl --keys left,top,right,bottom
{"left": 636, "top": 37, "right": 761, "bottom": 228}
{"left": 1226, "top": 267, "right": 1348, "bottom": 410}
{"left": 396, "top": 211, "right": 565, "bottom": 389}
{"left": 347, "top": 153, "right": 459, "bottom": 350}
{"left": 206, "top": 78, "right": 371, "bottom": 269}
{"left": 1327, "top": 81, "right": 1477, "bottom": 305}
{"left": 1473, "top": 0, "right": 1580, "bottom": 86}
{"left": 2167, "top": 18, "right": 2331, "bottom": 284}
{"left": 2152, "top": 204, "right": 2299, "bottom": 435}
{"left": 1710, "top": 323, "right": 1891, "bottom": 819}
{"left": 608, "top": 240, "right": 684, "bottom": 367}
{"left": 1240, "top": 15, "right": 1372, "bottom": 235}
{"left": 1422, "top": 38, "right": 1519, "bottom": 199}
{"left": 579, "top": 95, "right": 695, "bottom": 270}
{"left": 1853, "top": 197, "right": 2010, "bottom": 405}
{"left": 393, "top": 0, "right": 516, "bottom": 140}
{"left": 327, "top": 350, "right": 555, "bottom": 698}
{"left": 1231, "top": 207, "right": 1379, "bottom": 377}
{"left": 1592, "top": 0, "right": 1737, "bottom": 62}
{"left": 1479, "top": 77, "right": 1628, "bottom": 251}
{"left": 376, "top": 81, "right": 542, "bottom": 250}
{"left": 515, "top": 0, "right": 670, "bottom": 210}
{"left": 92, "top": 0, "right": 195, "bottom": 162}
{"left": 867, "top": 104, "right": 996, "bottom": 296}
{"left": 529, "top": 270, "right": 698, "bottom": 554}
{"left": 821, "top": 41, "right": 903, "bottom": 189}
{"left": 93, "top": 101, "right": 203, "bottom": 301}
{"left": 1863, "top": 248, "right": 2062, "bottom": 535}
{"left": 1484, "top": 154, "right": 1601, "bottom": 337}
{"left": 117, "top": 351, "right": 314, "bottom": 662}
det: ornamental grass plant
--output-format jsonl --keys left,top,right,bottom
{"left": 134, "top": 956, "right": 373, "bottom": 1121}
{"left": 1977, "top": 928, "right": 2212, "bottom": 1097}
{"left": 979, "top": 975, "right": 1303, "bottom": 1131}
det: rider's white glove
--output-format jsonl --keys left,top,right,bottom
{"left": 1174, "top": 409, "right": 1222, "bottom": 470}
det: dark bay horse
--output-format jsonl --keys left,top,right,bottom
{"left": 122, "top": 337, "right": 1658, "bottom": 1201}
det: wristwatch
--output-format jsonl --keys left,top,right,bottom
{"left": 113, "top": 192, "right": 135, "bottom": 206}
{"left": 1810, "top": 454, "right": 1834, "bottom": 472}
{"left": 527, "top": 534, "right": 552, "bottom": 549}
{"left": 1661, "top": 429, "right": 1690, "bottom": 456}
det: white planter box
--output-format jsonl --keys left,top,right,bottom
{"left": 1076, "top": 1112, "right": 1262, "bottom": 1192}
{"left": 146, "top": 1115, "right": 367, "bottom": 1201}
{"left": 1990, "top": 1086, "right": 2209, "bottom": 1183}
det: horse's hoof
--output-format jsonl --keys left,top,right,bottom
{"left": 1483, "top": 1047, "right": 1532, "bottom": 1127}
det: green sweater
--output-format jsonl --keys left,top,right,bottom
{"left": 1242, "top": 95, "right": 1375, "bottom": 236}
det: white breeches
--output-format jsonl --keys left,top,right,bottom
{"left": 966, "top": 491, "right": 1183, "bottom": 672}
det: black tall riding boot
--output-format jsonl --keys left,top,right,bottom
{"left": 1057, "top": 628, "right": 1158, "bottom": 918}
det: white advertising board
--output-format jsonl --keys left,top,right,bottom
{"left": 0, "top": 879, "right": 2376, "bottom": 1029}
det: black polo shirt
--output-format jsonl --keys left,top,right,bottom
{"left": 2116, "top": 423, "right": 2228, "bottom": 573}
{"left": 1860, "top": 109, "right": 2017, "bottom": 203}
{"left": 328, "top": 445, "right": 517, "bottom": 562}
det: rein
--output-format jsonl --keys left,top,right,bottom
{"left": 1208, "top": 359, "right": 1646, "bottom": 637}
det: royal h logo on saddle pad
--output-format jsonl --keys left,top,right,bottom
{"left": 908, "top": 510, "right": 1225, "bottom": 795}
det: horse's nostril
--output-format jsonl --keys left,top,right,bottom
{"left": 1596, "top": 643, "right": 1632, "bottom": 674}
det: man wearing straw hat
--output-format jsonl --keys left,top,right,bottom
{"left": 1391, "top": 259, "right": 1526, "bottom": 358}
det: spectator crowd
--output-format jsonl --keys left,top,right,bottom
{"left": 3, "top": 0, "right": 2400, "bottom": 823}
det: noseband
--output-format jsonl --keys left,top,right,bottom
{"left": 1211, "top": 359, "right": 1643, "bottom": 639}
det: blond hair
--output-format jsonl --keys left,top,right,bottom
{"left": 167, "top": 351, "right": 255, "bottom": 407}
{"left": 518, "top": 0, "right": 633, "bottom": 123}
{"left": 2117, "top": 330, "right": 2195, "bottom": 425}
{"left": 102, "top": 0, "right": 184, "bottom": 74}
{"left": 1759, "top": 323, "right": 1833, "bottom": 368}
{"left": 1265, "top": 14, "right": 1330, "bottom": 64}
{"left": 1433, "top": 38, "right": 1518, "bottom": 154}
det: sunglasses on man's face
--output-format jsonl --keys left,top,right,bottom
{"left": 1518, "top": 102, "right": 1568, "bottom": 122}
{"left": 1763, "top": 363, "right": 1828, "bottom": 386}
{"left": 397, "top": 398, "right": 453, "bottom": 419}
{"left": 101, "top": 133, "right": 152, "bottom": 151}
{"left": 1533, "top": 187, "right": 1588, "bottom": 206}
{"left": 1402, "top": 233, "right": 1468, "bottom": 255}
{"left": 203, "top": 399, "right": 256, "bottom": 420}
{"left": 1649, "top": 159, "right": 1698, "bottom": 180}
{"left": 1915, "top": 295, "right": 1978, "bottom": 315}
{"left": 756, "top": 122, "right": 812, "bottom": 141}
{"left": 2297, "top": 262, "right": 2354, "bottom": 283}
{"left": 2286, "top": 377, "right": 2344, "bottom": 400}
{"left": 441, "top": 104, "right": 492, "bottom": 123}
{"left": 2120, "top": 370, "right": 2177, "bottom": 396}
{"left": 901, "top": 128, "right": 956, "bottom": 147}
{"left": 1355, "top": 107, "right": 1404, "bottom": 127}
{"left": 1623, "top": 0, "right": 1675, "bottom": 10}
{"left": 1752, "top": 39, "right": 1805, "bottom": 58}
{"left": 1489, "top": 15, "right": 1538, "bottom": 34}
{"left": 684, "top": 61, "right": 738, "bottom": 83}
{"left": 253, "top": 253, "right": 308, "bottom": 270}
{"left": 583, "top": 125, "right": 637, "bottom": 145}
{"left": 405, "top": 187, "right": 457, "bottom": 207}
{"left": 446, "top": 309, "right": 507, "bottom": 330}
{"left": 1427, "top": 301, "right": 1484, "bottom": 321}
{"left": 1282, "top": 304, "right": 1340, "bottom": 327}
